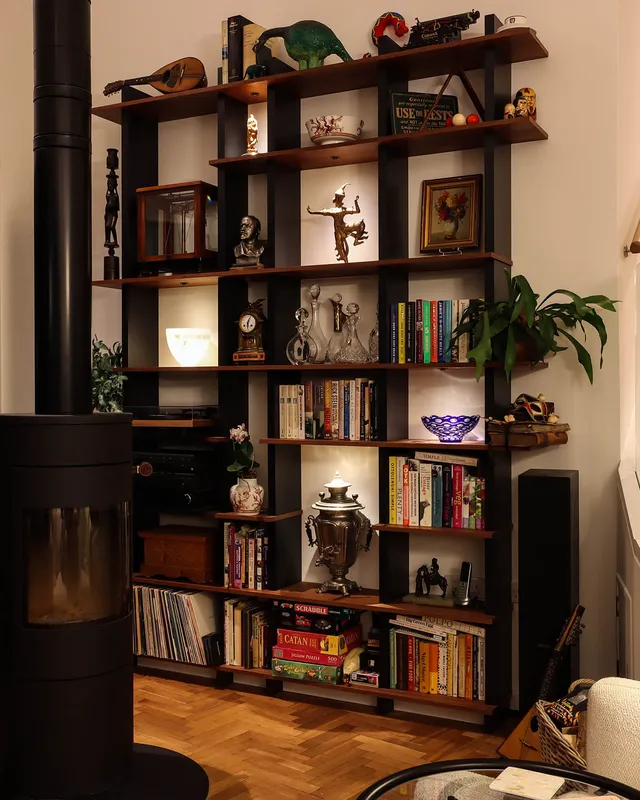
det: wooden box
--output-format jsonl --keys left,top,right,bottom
{"left": 140, "top": 525, "right": 216, "bottom": 583}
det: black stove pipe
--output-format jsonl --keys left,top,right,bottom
{"left": 34, "top": 0, "right": 92, "bottom": 415}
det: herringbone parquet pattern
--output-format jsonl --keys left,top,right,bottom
{"left": 133, "top": 674, "right": 502, "bottom": 800}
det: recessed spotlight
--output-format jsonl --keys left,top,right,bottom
{"left": 330, "top": 156, "right": 340, "bottom": 161}
{"left": 250, "top": 91, "right": 260, "bottom": 97}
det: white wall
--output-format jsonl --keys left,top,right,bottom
{"left": 0, "top": 0, "right": 625, "bottom": 705}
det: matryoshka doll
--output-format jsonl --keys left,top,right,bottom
{"left": 503, "top": 103, "right": 516, "bottom": 119}
{"left": 515, "top": 87, "right": 537, "bottom": 120}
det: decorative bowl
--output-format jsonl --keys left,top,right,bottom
{"left": 166, "top": 328, "right": 213, "bottom": 367}
{"left": 421, "top": 414, "right": 480, "bottom": 443}
{"left": 305, "top": 115, "right": 364, "bottom": 146}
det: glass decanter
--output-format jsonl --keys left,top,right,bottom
{"left": 326, "top": 293, "right": 347, "bottom": 363}
{"left": 307, "top": 284, "right": 328, "bottom": 363}
{"left": 368, "top": 304, "right": 379, "bottom": 363}
{"left": 286, "top": 307, "right": 317, "bottom": 365}
{"left": 335, "top": 303, "right": 371, "bottom": 364}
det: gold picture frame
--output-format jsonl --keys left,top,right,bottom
{"left": 420, "top": 174, "right": 482, "bottom": 253}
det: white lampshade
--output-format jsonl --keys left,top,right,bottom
{"left": 165, "top": 328, "right": 213, "bottom": 367}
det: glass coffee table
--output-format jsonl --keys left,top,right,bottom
{"left": 355, "top": 759, "right": 640, "bottom": 800}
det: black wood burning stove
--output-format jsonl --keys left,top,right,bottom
{"left": 0, "top": 2, "right": 209, "bottom": 798}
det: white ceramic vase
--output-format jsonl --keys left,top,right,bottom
{"left": 229, "top": 476, "right": 264, "bottom": 516}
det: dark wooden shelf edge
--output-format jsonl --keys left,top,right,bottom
{"left": 373, "top": 524, "right": 494, "bottom": 539}
{"left": 136, "top": 657, "right": 495, "bottom": 714}
{"left": 117, "top": 362, "right": 548, "bottom": 374}
{"left": 208, "top": 509, "right": 303, "bottom": 522}
{"left": 260, "top": 439, "right": 490, "bottom": 451}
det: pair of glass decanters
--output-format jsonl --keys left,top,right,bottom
{"left": 286, "top": 284, "right": 379, "bottom": 366}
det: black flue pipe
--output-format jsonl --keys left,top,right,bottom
{"left": 34, "top": 0, "right": 92, "bottom": 415}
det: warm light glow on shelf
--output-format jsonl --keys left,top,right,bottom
{"left": 165, "top": 328, "right": 214, "bottom": 367}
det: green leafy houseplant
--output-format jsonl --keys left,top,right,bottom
{"left": 92, "top": 335, "right": 126, "bottom": 412}
{"left": 452, "top": 271, "right": 617, "bottom": 383}
{"left": 227, "top": 423, "right": 259, "bottom": 479}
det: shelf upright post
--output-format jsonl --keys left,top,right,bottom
{"left": 265, "top": 84, "right": 302, "bottom": 589}
{"left": 483, "top": 13, "right": 514, "bottom": 717}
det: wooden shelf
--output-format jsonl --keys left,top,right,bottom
{"left": 92, "top": 253, "right": 512, "bottom": 289}
{"left": 209, "top": 119, "right": 547, "bottom": 174}
{"left": 132, "top": 576, "right": 494, "bottom": 624}
{"left": 131, "top": 419, "right": 214, "bottom": 428}
{"left": 261, "top": 438, "right": 489, "bottom": 451}
{"left": 117, "top": 362, "right": 548, "bottom": 374}
{"left": 207, "top": 509, "right": 303, "bottom": 523}
{"left": 92, "top": 28, "right": 547, "bottom": 124}
{"left": 373, "top": 523, "right": 494, "bottom": 540}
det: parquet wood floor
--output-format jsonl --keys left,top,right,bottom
{"left": 133, "top": 674, "right": 503, "bottom": 800}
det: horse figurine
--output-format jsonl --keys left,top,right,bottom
{"left": 415, "top": 558, "right": 448, "bottom": 598}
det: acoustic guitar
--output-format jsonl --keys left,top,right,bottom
{"left": 498, "top": 604, "right": 585, "bottom": 761}
{"left": 103, "top": 57, "right": 207, "bottom": 97}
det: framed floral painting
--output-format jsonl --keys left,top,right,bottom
{"left": 420, "top": 174, "right": 482, "bottom": 252}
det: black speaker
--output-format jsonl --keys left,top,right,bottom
{"left": 518, "top": 469, "right": 579, "bottom": 711}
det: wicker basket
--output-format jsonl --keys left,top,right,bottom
{"left": 536, "top": 679, "right": 594, "bottom": 789}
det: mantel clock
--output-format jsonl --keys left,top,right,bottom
{"left": 234, "top": 299, "right": 266, "bottom": 363}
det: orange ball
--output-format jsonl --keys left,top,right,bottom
{"left": 466, "top": 114, "right": 481, "bottom": 124}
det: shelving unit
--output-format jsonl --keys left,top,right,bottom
{"left": 96, "top": 15, "right": 548, "bottom": 723}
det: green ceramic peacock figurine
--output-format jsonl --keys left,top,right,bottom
{"left": 253, "top": 20, "right": 352, "bottom": 69}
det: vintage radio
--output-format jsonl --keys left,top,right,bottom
{"left": 133, "top": 450, "right": 219, "bottom": 510}
{"left": 139, "top": 525, "right": 217, "bottom": 583}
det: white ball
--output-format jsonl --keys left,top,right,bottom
{"left": 452, "top": 113, "right": 467, "bottom": 126}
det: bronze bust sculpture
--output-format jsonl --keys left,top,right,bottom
{"left": 233, "top": 215, "right": 265, "bottom": 267}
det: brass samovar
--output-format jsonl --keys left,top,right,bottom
{"left": 305, "top": 472, "right": 372, "bottom": 596}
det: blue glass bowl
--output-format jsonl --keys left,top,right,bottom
{"left": 421, "top": 414, "right": 480, "bottom": 443}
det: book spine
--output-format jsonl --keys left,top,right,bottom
{"left": 262, "top": 532, "right": 270, "bottom": 589}
{"left": 462, "top": 474, "right": 471, "bottom": 528}
{"left": 227, "top": 15, "right": 248, "bottom": 83}
{"left": 469, "top": 477, "right": 477, "bottom": 530}
{"left": 338, "top": 380, "right": 345, "bottom": 440}
{"left": 370, "top": 380, "right": 378, "bottom": 440}
{"left": 396, "top": 457, "right": 405, "bottom": 524}
{"left": 416, "top": 299, "right": 423, "bottom": 364}
{"left": 431, "top": 465, "right": 443, "bottom": 527}
{"left": 248, "top": 532, "right": 255, "bottom": 590}
{"left": 279, "top": 386, "right": 286, "bottom": 439}
{"left": 478, "top": 636, "right": 486, "bottom": 701}
{"left": 465, "top": 634, "right": 473, "bottom": 700}
{"left": 419, "top": 464, "right": 432, "bottom": 527}
{"left": 390, "top": 304, "right": 398, "bottom": 363}
{"left": 242, "top": 530, "right": 248, "bottom": 588}
{"left": 409, "top": 462, "right": 419, "bottom": 527}
{"left": 438, "top": 641, "right": 448, "bottom": 695}
{"left": 447, "top": 633, "right": 455, "bottom": 696}
{"left": 473, "top": 636, "right": 479, "bottom": 699}
{"left": 392, "top": 619, "right": 447, "bottom": 641}
{"left": 451, "top": 301, "right": 460, "bottom": 363}
{"left": 233, "top": 534, "right": 242, "bottom": 589}
{"left": 344, "top": 381, "right": 350, "bottom": 440}
{"left": 223, "top": 522, "right": 230, "bottom": 587}
{"left": 315, "top": 382, "right": 324, "bottom": 439}
{"left": 453, "top": 634, "right": 459, "bottom": 697}
{"left": 323, "top": 379, "right": 332, "bottom": 439}
{"left": 304, "top": 381, "right": 314, "bottom": 439}
{"left": 458, "top": 634, "right": 466, "bottom": 698}
{"left": 413, "top": 451, "right": 479, "bottom": 468}
{"left": 390, "top": 629, "right": 396, "bottom": 688}
{"left": 298, "top": 384, "right": 305, "bottom": 439}
{"left": 221, "top": 20, "right": 229, "bottom": 83}
{"left": 437, "top": 300, "right": 445, "bottom": 362}
{"left": 364, "top": 381, "right": 372, "bottom": 441}
{"left": 428, "top": 642, "right": 438, "bottom": 694}
{"left": 359, "top": 381, "right": 366, "bottom": 440}
{"left": 407, "top": 635, "right": 415, "bottom": 692}
{"left": 349, "top": 380, "right": 357, "bottom": 441}
{"left": 478, "top": 477, "right": 486, "bottom": 530}
{"left": 406, "top": 301, "right": 415, "bottom": 363}
{"left": 442, "top": 464, "right": 452, "bottom": 528}
{"left": 419, "top": 641, "right": 429, "bottom": 693}
{"left": 256, "top": 530, "right": 263, "bottom": 591}
{"left": 444, "top": 299, "right": 452, "bottom": 363}
{"left": 398, "top": 302, "right": 406, "bottom": 364}
{"left": 452, "top": 465, "right": 463, "bottom": 529}
{"left": 423, "top": 300, "right": 431, "bottom": 363}
{"left": 459, "top": 299, "right": 470, "bottom": 361}
{"left": 402, "top": 462, "right": 409, "bottom": 526}
{"left": 398, "top": 632, "right": 408, "bottom": 691}
{"left": 430, "top": 301, "right": 438, "bottom": 362}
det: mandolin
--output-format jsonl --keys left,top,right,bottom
{"left": 103, "top": 57, "right": 207, "bottom": 97}
{"left": 498, "top": 604, "right": 585, "bottom": 761}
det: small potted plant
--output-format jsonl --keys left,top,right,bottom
{"left": 92, "top": 335, "right": 127, "bottom": 412}
{"left": 452, "top": 271, "right": 617, "bottom": 382}
{"left": 228, "top": 423, "right": 264, "bottom": 516}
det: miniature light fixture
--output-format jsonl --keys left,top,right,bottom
{"left": 166, "top": 328, "right": 214, "bottom": 367}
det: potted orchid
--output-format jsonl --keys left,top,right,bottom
{"left": 227, "top": 423, "right": 264, "bottom": 516}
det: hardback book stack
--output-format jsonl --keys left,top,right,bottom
{"left": 133, "top": 585, "right": 220, "bottom": 666}
{"left": 223, "top": 598, "right": 272, "bottom": 669}
{"left": 222, "top": 16, "right": 275, "bottom": 84}
{"left": 271, "top": 601, "right": 362, "bottom": 685}
{"left": 278, "top": 380, "right": 378, "bottom": 441}
{"left": 389, "top": 299, "right": 478, "bottom": 364}
{"left": 389, "top": 451, "right": 486, "bottom": 529}
{"left": 390, "top": 615, "right": 486, "bottom": 701}
{"left": 223, "top": 522, "right": 272, "bottom": 591}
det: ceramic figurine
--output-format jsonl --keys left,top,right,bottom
{"left": 514, "top": 96, "right": 529, "bottom": 117}
{"left": 515, "top": 87, "right": 537, "bottom": 121}
{"left": 504, "top": 103, "right": 516, "bottom": 119}
{"left": 253, "top": 20, "right": 352, "bottom": 69}
{"left": 286, "top": 307, "right": 317, "bottom": 365}
{"left": 306, "top": 183, "right": 368, "bottom": 263}
{"left": 233, "top": 215, "right": 265, "bottom": 267}
{"left": 307, "top": 284, "right": 328, "bottom": 363}
{"left": 371, "top": 11, "right": 409, "bottom": 48}
{"left": 452, "top": 113, "right": 467, "bottom": 126}
{"left": 243, "top": 113, "right": 259, "bottom": 156}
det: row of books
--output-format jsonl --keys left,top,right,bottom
{"left": 389, "top": 451, "right": 485, "bottom": 529}
{"left": 223, "top": 598, "right": 272, "bottom": 669}
{"left": 223, "top": 522, "right": 272, "bottom": 590}
{"left": 221, "top": 17, "right": 274, "bottom": 84}
{"left": 390, "top": 615, "right": 486, "bottom": 701}
{"left": 133, "top": 585, "right": 219, "bottom": 667}
{"left": 279, "top": 380, "right": 378, "bottom": 441}
{"left": 390, "top": 299, "right": 478, "bottom": 364}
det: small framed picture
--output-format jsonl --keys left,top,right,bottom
{"left": 420, "top": 174, "right": 482, "bottom": 253}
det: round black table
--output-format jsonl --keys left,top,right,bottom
{"left": 355, "top": 758, "right": 640, "bottom": 800}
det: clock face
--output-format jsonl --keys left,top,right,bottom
{"left": 240, "top": 313, "right": 257, "bottom": 333}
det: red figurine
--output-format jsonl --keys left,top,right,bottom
{"left": 371, "top": 12, "right": 409, "bottom": 48}
{"left": 466, "top": 113, "right": 480, "bottom": 124}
